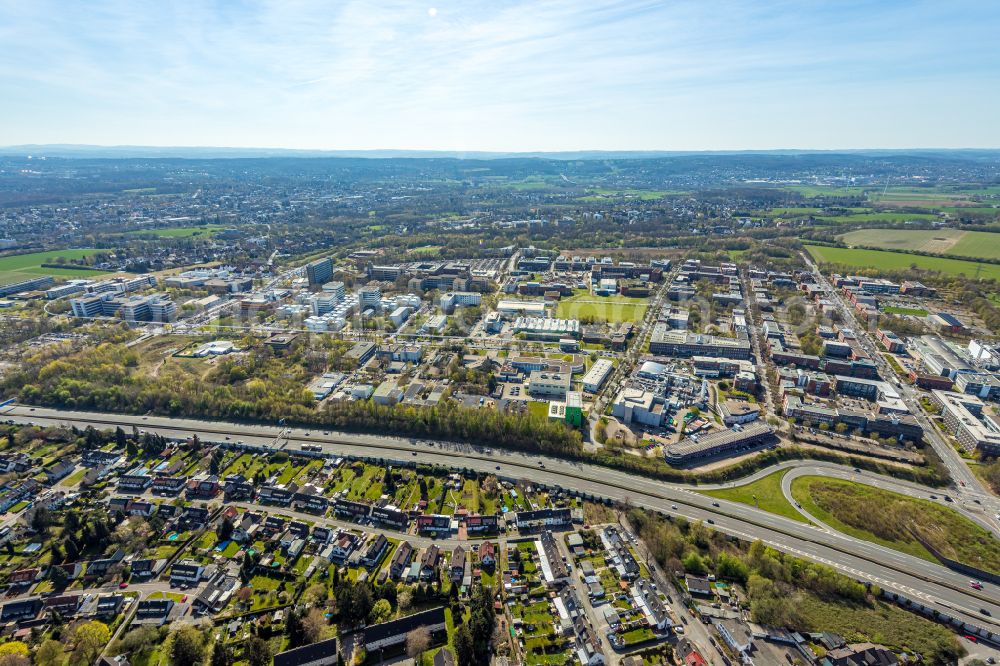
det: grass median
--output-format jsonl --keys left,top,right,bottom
{"left": 700, "top": 470, "right": 808, "bottom": 523}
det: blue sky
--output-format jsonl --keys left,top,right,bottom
{"left": 1, "top": 0, "right": 998, "bottom": 151}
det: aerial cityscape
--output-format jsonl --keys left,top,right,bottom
{"left": 1, "top": 2, "right": 1000, "bottom": 666}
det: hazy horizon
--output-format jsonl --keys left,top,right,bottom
{"left": 2, "top": 1, "right": 999, "bottom": 151}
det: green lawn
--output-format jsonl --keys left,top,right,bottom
{"left": 701, "top": 470, "right": 807, "bottom": 523}
{"left": 791, "top": 476, "right": 1000, "bottom": 573}
{"left": 805, "top": 245, "right": 1000, "bottom": 281}
{"left": 0, "top": 249, "right": 110, "bottom": 284}
{"left": 527, "top": 401, "right": 550, "bottom": 419}
{"left": 556, "top": 291, "right": 648, "bottom": 323}
{"left": 882, "top": 306, "right": 928, "bottom": 316}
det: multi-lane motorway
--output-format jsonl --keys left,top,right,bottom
{"left": 5, "top": 403, "right": 999, "bottom": 635}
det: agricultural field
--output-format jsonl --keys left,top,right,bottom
{"left": 805, "top": 245, "right": 1000, "bottom": 281}
{"left": 790, "top": 476, "right": 1000, "bottom": 574}
{"left": 556, "top": 291, "right": 648, "bottom": 323}
{"left": 126, "top": 225, "right": 223, "bottom": 238}
{"left": 837, "top": 228, "right": 1000, "bottom": 259}
{"left": 0, "top": 249, "right": 110, "bottom": 284}
{"left": 814, "top": 212, "right": 940, "bottom": 224}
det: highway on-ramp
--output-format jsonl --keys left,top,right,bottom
{"left": 4, "top": 403, "right": 999, "bottom": 633}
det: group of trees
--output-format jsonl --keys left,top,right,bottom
{"left": 5, "top": 342, "right": 583, "bottom": 459}
{"left": 454, "top": 585, "right": 496, "bottom": 666}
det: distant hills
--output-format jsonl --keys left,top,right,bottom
{"left": 3, "top": 144, "right": 1000, "bottom": 161}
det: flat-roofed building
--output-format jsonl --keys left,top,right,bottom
{"left": 528, "top": 371, "right": 571, "bottom": 399}
{"left": 649, "top": 325, "right": 751, "bottom": 360}
{"left": 665, "top": 423, "right": 774, "bottom": 466}
{"left": 581, "top": 359, "right": 614, "bottom": 393}
{"left": 934, "top": 390, "right": 1000, "bottom": 456}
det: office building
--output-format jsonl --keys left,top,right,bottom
{"left": 306, "top": 257, "right": 334, "bottom": 286}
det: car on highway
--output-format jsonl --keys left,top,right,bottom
{"left": 119, "top": 582, "right": 129, "bottom": 589}
{"left": 671, "top": 505, "right": 677, "bottom": 510}
{"left": 495, "top": 465, "right": 501, "bottom": 470}
{"left": 711, "top": 502, "right": 720, "bottom": 507}
{"left": 971, "top": 580, "right": 984, "bottom": 590}
{"left": 707, "top": 519, "right": 715, "bottom": 524}
{"left": 982, "top": 608, "right": 991, "bottom": 616}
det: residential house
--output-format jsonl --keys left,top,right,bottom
{"left": 151, "top": 476, "right": 187, "bottom": 495}
{"left": 416, "top": 514, "right": 451, "bottom": 534}
{"left": 194, "top": 572, "right": 240, "bottom": 614}
{"left": 371, "top": 505, "right": 408, "bottom": 530}
{"left": 360, "top": 534, "right": 390, "bottom": 568}
{"left": 514, "top": 508, "right": 572, "bottom": 531}
{"left": 389, "top": 542, "right": 413, "bottom": 579}
{"left": 0, "top": 599, "right": 42, "bottom": 623}
{"left": 420, "top": 545, "right": 440, "bottom": 580}
{"left": 449, "top": 546, "right": 466, "bottom": 583}
{"left": 45, "top": 460, "right": 76, "bottom": 485}
{"left": 170, "top": 561, "right": 205, "bottom": 586}
{"left": 129, "top": 558, "right": 166, "bottom": 580}
{"left": 132, "top": 599, "right": 177, "bottom": 626}
{"left": 334, "top": 498, "right": 371, "bottom": 521}
{"left": 464, "top": 514, "right": 499, "bottom": 534}
{"left": 223, "top": 475, "right": 254, "bottom": 500}
{"left": 478, "top": 541, "right": 496, "bottom": 568}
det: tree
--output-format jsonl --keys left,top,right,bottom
{"left": 171, "top": 627, "right": 206, "bottom": 666}
{"left": 244, "top": 636, "right": 271, "bottom": 666}
{"left": 454, "top": 624, "right": 475, "bottom": 666}
{"left": 302, "top": 583, "right": 327, "bottom": 607}
{"left": 301, "top": 607, "right": 327, "bottom": 645}
{"left": 406, "top": 627, "right": 431, "bottom": 663}
{"left": 0, "top": 655, "right": 30, "bottom": 666}
{"left": 70, "top": 621, "right": 110, "bottom": 666}
{"left": 0, "top": 644, "right": 28, "bottom": 660}
{"left": 217, "top": 516, "right": 234, "bottom": 542}
{"left": 115, "top": 626, "right": 160, "bottom": 659}
{"left": 369, "top": 598, "right": 392, "bottom": 624}
{"left": 35, "top": 640, "right": 65, "bottom": 666}
{"left": 211, "top": 640, "right": 234, "bottom": 666}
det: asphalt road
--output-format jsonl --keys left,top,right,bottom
{"left": 5, "top": 404, "right": 1000, "bottom": 633}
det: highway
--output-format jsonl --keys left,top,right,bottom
{"left": 5, "top": 403, "right": 999, "bottom": 634}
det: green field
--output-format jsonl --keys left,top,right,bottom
{"left": 815, "top": 212, "right": 940, "bottom": 224}
{"left": 0, "top": 249, "right": 110, "bottom": 285}
{"left": 791, "top": 476, "right": 1000, "bottom": 573}
{"left": 838, "top": 228, "right": 1000, "bottom": 260}
{"left": 882, "top": 306, "right": 929, "bottom": 317}
{"left": 579, "top": 188, "right": 682, "bottom": 202}
{"left": 805, "top": 245, "right": 1000, "bottom": 281}
{"left": 556, "top": 291, "right": 648, "bottom": 323}
{"left": 126, "top": 225, "right": 223, "bottom": 238}
{"left": 775, "top": 185, "right": 870, "bottom": 198}
{"left": 700, "top": 470, "right": 807, "bottom": 523}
